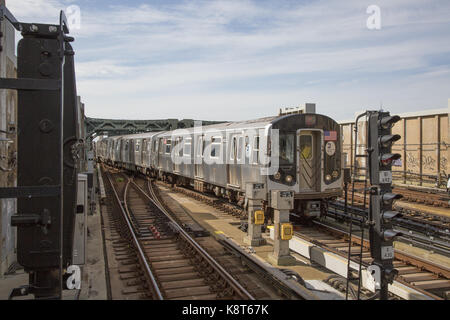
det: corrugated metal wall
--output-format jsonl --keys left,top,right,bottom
{"left": 340, "top": 107, "right": 449, "bottom": 188}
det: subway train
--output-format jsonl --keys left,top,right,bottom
{"left": 95, "top": 112, "right": 343, "bottom": 218}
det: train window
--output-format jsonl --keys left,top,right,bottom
{"left": 153, "top": 140, "right": 157, "bottom": 152}
{"left": 253, "top": 136, "right": 259, "bottom": 164}
{"left": 279, "top": 133, "right": 294, "bottom": 164}
{"left": 177, "top": 137, "right": 183, "bottom": 157}
{"left": 135, "top": 143, "right": 140, "bottom": 152}
{"left": 245, "top": 136, "right": 250, "bottom": 161}
{"left": 300, "top": 135, "right": 312, "bottom": 160}
{"left": 210, "top": 137, "right": 221, "bottom": 158}
{"left": 196, "top": 137, "right": 203, "bottom": 157}
{"left": 184, "top": 137, "right": 192, "bottom": 156}
{"left": 165, "top": 139, "right": 171, "bottom": 154}
{"left": 159, "top": 139, "right": 163, "bottom": 154}
{"left": 230, "top": 137, "right": 237, "bottom": 160}
{"left": 237, "top": 136, "right": 243, "bottom": 160}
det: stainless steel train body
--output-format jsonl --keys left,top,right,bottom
{"left": 97, "top": 113, "right": 342, "bottom": 217}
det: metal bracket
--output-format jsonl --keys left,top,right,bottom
{"left": 8, "top": 284, "right": 60, "bottom": 300}
{"left": 0, "top": 185, "right": 61, "bottom": 199}
{"left": 8, "top": 285, "right": 30, "bottom": 300}
{"left": 0, "top": 78, "right": 61, "bottom": 91}
{"left": 11, "top": 209, "right": 52, "bottom": 234}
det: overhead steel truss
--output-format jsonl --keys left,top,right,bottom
{"left": 85, "top": 117, "right": 224, "bottom": 139}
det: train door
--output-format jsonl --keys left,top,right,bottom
{"left": 227, "top": 135, "right": 241, "bottom": 188}
{"left": 297, "top": 130, "right": 321, "bottom": 192}
{"left": 157, "top": 138, "right": 163, "bottom": 169}
{"left": 134, "top": 139, "right": 140, "bottom": 168}
{"left": 174, "top": 137, "right": 182, "bottom": 173}
{"left": 124, "top": 140, "right": 129, "bottom": 165}
{"left": 194, "top": 135, "right": 204, "bottom": 179}
{"left": 117, "top": 139, "right": 122, "bottom": 164}
{"left": 129, "top": 139, "right": 135, "bottom": 168}
{"left": 151, "top": 138, "right": 157, "bottom": 168}
{"left": 141, "top": 139, "right": 147, "bottom": 168}
{"left": 114, "top": 139, "right": 121, "bottom": 163}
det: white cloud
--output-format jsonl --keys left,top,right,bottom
{"left": 7, "top": 0, "right": 62, "bottom": 23}
{"left": 6, "top": 0, "right": 450, "bottom": 121}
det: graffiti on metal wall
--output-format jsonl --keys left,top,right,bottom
{"left": 441, "top": 157, "right": 448, "bottom": 171}
{"left": 423, "top": 155, "right": 436, "bottom": 171}
{"left": 406, "top": 152, "right": 448, "bottom": 172}
{"left": 406, "top": 152, "right": 419, "bottom": 170}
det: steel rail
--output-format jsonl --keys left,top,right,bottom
{"left": 307, "top": 220, "right": 447, "bottom": 300}
{"left": 131, "top": 178, "right": 255, "bottom": 300}
{"left": 122, "top": 178, "right": 142, "bottom": 236}
{"left": 217, "top": 234, "right": 319, "bottom": 300}
{"left": 328, "top": 200, "right": 450, "bottom": 240}
{"left": 325, "top": 205, "right": 450, "bottom": 257}
{"left": 104, "top": 171, "right": 164, "bottom": 300}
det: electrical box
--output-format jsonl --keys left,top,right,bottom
{"left": 270, "top": 190, "right": 294, "bottom": 210}
{"left": 254, "top": 210, "right": 265, "bottom": 225}
{"left": 246, "top": 183, "right": 266, "bottom": 200}
{"left": 73, "top": 174, "right": 87, "bottom": 265}
{"left": 280, "top": 223, "right": 293, "bottom": 240}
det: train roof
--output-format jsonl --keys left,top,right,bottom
{"left": 113, "top": 113, "right": 338, "bottom": 139}
{"left": 155, "top": 116, "right": 278, "bottom": 136}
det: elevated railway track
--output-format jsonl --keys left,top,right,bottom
{"left": 100, "top": 165, "right": 317, "bottom": 300}
{"left": 293, "top": 220, "right": 450, "bottom": 300}
{"left": 102, "top": 166, "right": 450, "bottom": 300}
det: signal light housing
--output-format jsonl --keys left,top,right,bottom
{"left": 380, "top": 153, "right": 401, "bottom": 166}
{"left": 381, "top": 193, "right": 403, "bottom": 205}
{"left": 378, "top": 115, "right": 401, "bottom": 129}
{"left": 382, "top": 229, "right": 403, "bottom": 241}
{"left": 382, "top": 210, "right": 403, "bottom": 221}
{"left": 379, "top": 134, "right": 401, "bottom": 148}
{"left": 384, "top": 267, "right": 399, "bottom": 283}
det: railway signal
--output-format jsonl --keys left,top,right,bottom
{"left": 367, "top": 111, "right": 403, "bottom": 300}
{"left": 0, "top": 7, "right": 79, "bottom": 299}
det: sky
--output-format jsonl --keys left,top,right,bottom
{"left": 6, "top": 0, "right": 450, "bottom": 121}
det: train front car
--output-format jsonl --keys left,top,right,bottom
{"left": 269, "top": 113, "right": 342, "bottom": 219}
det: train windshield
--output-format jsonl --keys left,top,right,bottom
{"left": 279, "top": 133, "right": 295, "bottom": 164}
{"left": 300, "top": 135, "right": 312, "bottom": 160}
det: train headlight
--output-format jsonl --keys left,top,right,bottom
{"left": 325, "top": 174, "right": 332, "bottom": 181}
{"left": 274, "top": 172, "right": 281, "bottom": 180}
{"left": 285, "top": 175, "right": 293, "bottom": 183}
{"left": 332, "top": 170, "right": 339, "bottom": 178}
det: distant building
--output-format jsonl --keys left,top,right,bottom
{"left": 279, "top": 103, "right": 316, "bottom": 115}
